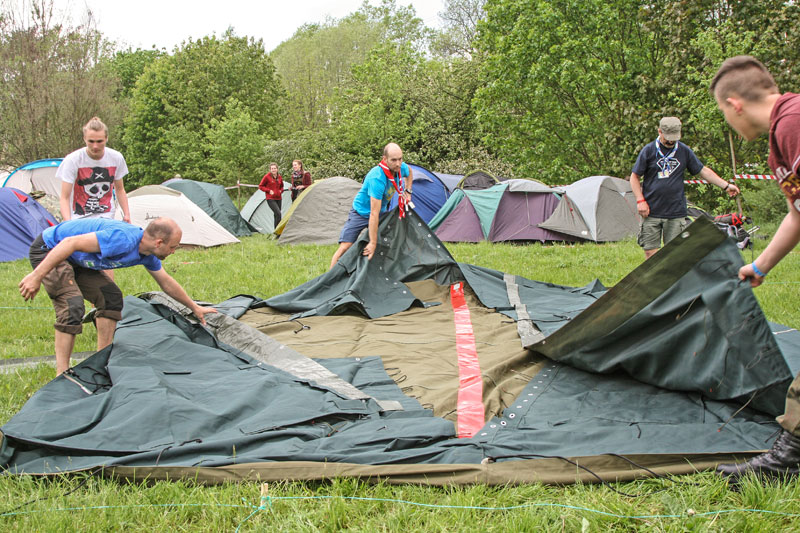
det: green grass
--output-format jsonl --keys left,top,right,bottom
{"left": 2, "top": 227, "right": 800, "bottom": 531}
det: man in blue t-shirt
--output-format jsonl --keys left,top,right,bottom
{"left": 630, "top": 117, "right": 740, "bottom": 259}
{"left": 19, "top": 217, "right": 217, "bottom": 375}
{"left": 329, "top": 143, "right": 414, "bottom": 269}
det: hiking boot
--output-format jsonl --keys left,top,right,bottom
{"left": 716, "top": 430, "right": 800, "bottom": 484}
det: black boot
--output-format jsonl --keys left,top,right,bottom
{"left": 716, "top": 430, "right": 800, "bottom": 484}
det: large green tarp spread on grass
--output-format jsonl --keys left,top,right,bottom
{"left": 1, "top": 209, "right": 798, "bottom": 484}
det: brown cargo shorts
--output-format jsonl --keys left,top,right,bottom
{"left": 28, "top": 234, "right": 124, "bottom": 335}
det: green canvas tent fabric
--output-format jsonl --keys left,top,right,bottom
{"left": 1, "top": 210, "right": 798, "bottom": 485}
{"left": 166, "top": 179, "right": 254, "bottom": 237}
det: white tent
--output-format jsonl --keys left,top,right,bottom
{"left": 119, "top": 185, "right": 239, "bottom": 247}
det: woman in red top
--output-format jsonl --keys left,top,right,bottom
{"left": 290, "top": 159, "right": 312, "bottom": 201}
{"left": 258, "top": 163, "right": 285, "bottom": 227}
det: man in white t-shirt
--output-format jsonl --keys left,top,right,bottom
{"left": 58, "top": 117, "right": 131, "bottom": 223}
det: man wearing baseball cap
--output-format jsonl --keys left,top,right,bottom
{"left": 629, "top": 117, "right": 740, "bottom": 259}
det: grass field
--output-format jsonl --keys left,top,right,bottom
{"left": 2, "top": 226, "right": 800, "bottom": 531}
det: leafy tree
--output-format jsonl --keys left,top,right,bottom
{"left": 475, "top": 0, "right": 655, "bottom": 183}
{"left": 0, "top": 0, "right": 121, "bottom": 168}
{"left": 111, "top": 47, "right": 165, "bottom": 101}
{"left": 270, "top": 0, "right": 427, "bottom": 132}
{"left": 271, "top": 20, "right": 383, "bottom": 131}
{"left": 206, "top": 99, "right": 266, "bottom": 186}
{"left": 121, "top": 31, "right": 283, "bottom": 185}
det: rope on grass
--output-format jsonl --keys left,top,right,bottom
{"left": 3, "top": 495, "right": 800, "bottom": 525}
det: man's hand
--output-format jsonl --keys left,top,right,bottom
{"left": 726, "top": 183, "right": 741, "bottom": 197}
{"left": 19, "top": 272, "right": 42, "bottom": 301}
{"left": 123, "top": 214, "right": 131, "bottom": 224}
{"left": 192, "top": 305, "right": 218, "bottom": 325}
{"left": 738, "top": 263, "right": 765, "bottom": 288}
{"left": 637, "top": 201, "right": 650, "bottom": 218}
{"left": 363, "top": 241, "right": 377, "bottom": 260}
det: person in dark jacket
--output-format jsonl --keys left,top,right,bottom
{"left": 290, "top": 159, "right": 312, "bottom": 201}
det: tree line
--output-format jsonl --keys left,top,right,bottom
{"left": 1, "top": 0, "right": 798, "bottom": 217}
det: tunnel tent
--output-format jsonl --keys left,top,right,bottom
{"left": 456, "top": 170, "right": 501, "bottom": 190}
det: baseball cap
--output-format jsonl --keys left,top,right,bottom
{"left": 659, "top": 117, "right": 682, "bottom": 142}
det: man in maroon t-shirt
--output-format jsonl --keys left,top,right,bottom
{"left": 710, "top": 56, "right": 800, "bottom": 485}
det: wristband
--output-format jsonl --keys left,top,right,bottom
{"left": 723, "top": 183, "right": 730, "bottom": 191}
{"left": 751, "top": 261, "right": 766, "bottom": 278}
{"left": 637, "top": 199, "right": 647, "bottom": 204}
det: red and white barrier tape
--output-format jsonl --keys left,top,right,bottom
{"left": 684, "top": 174, "right": 776, "bottom": 184}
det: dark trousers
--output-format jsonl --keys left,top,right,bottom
{"left": 267, "top": 199, "right": 282, "bottom": 227}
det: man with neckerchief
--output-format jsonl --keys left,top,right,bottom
{"left": 630, "top": 117, "right": 739, "bottom": 259}
{"left": 329, "top": 143, "right": 413, "bottom": 269}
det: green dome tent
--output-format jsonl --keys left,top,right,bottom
{"left": 166, "top": 179, "right": 254, "bottom": 237}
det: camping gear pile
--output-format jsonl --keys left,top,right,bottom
{"left": 687, "top": 203, "right": 758, "bottom": 250}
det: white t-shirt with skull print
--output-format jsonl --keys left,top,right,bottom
{"left": 56, "top": 146, "right": 129, "bottom": 219}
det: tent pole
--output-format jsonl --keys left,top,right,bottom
{"left": 728, "top": 130, "right": 743, "bottom": 216}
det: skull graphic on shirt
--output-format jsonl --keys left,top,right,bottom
{"left": 73, "top": 166, "right": 114, "bottom": 216}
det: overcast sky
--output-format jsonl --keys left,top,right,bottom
{"left": 48, "top": 0, "right": 445, "bottom": 52}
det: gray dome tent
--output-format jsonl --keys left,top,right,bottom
{"left": 539, "top": 175, "right": 641, "bottom": 242}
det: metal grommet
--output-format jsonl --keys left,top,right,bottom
{"left": 500, "top": 421, "right": 507, "bottom": 426}
{"left": 528, "top": 393, "right": 533, "bottom": 396}
{"left": 681, "top": 231, "right": 690, "bottom": 239}
{"left": 490, "top": 424, "right": 497, "bottom": 428}
{"left": 480, "top": 432, "right": 487, "bottom": 436}
{"left": 523, "top": 399, "right": 528, "bottom": 402}
{"left": 508, "top": 413, "right": 516, "bottom": 419}
{"left": 516, "top": 405, "right": 522, "bottom": 409}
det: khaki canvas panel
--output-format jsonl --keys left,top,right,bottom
{"left": 240, "top": 279, "right": 545, "bottom": 423}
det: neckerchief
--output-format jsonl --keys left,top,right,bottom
{"left": 291, "top": 170, "right": 303, "bottom": 187}
{"left": 654, "top": 138, "right": 679, "bottom": 177}
{"left": 379, "top": 160, "right": 406, "bottom": 218}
